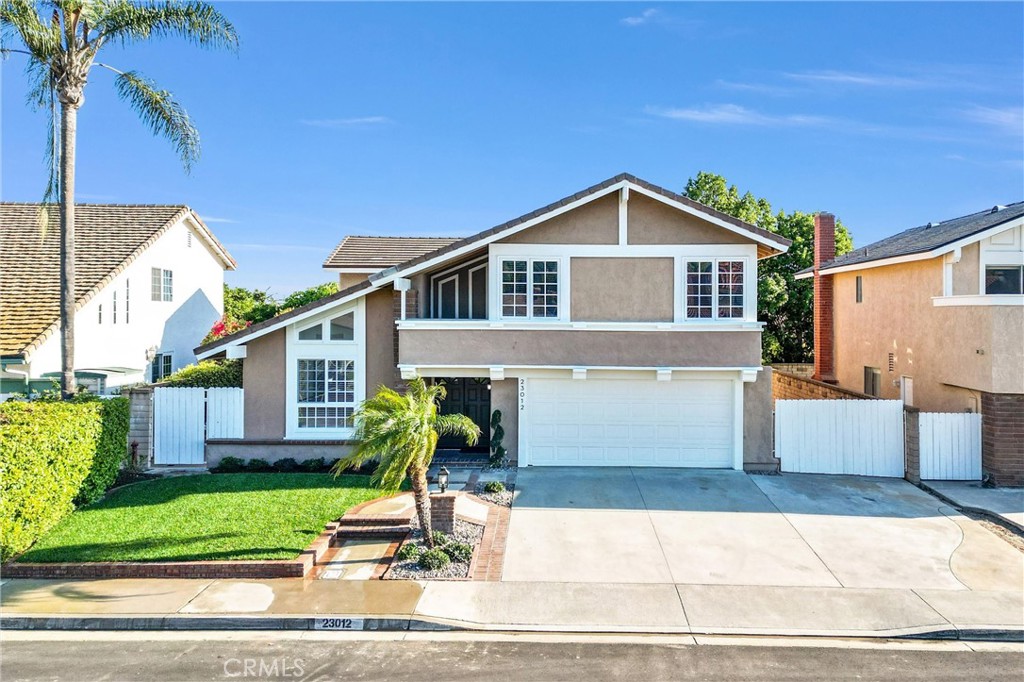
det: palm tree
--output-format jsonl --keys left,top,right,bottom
{"left": 1, "top": 0, "right": 237, "bottom": 398}
{"left": 335, "top": 378, "right": 481, "bottom": 548}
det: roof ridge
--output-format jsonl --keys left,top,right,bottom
{"left": 0, "top": 202, "right": 190, "bottom": 207}
{"left": 343, "top": 235, "right": 462, "bottom": 240}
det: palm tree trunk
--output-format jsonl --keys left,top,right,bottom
{"left": 59, "top": 101, "right": 77, "bottom": 399}
{"left": 409, "top": 465, "right": 434, "bottom": 548}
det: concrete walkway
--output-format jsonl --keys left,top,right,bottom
{"left": 1, "top": 577, "right": 1021, "bottom": 640}
{"left": 924, "top": 481, "right": 1024, "bottom": 532}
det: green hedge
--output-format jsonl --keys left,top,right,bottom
{"left": 162, "top": 360, "right": 242, "bottom": 388}
{"left": 76, "top": 397, "right": 131, "bottom": 505}
{"left": 0, "top": 398, "right": 130, "bottom": 561}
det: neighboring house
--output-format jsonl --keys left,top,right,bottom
{"left": 198, "top": 173, "right": 792, "bottom": 471}
{"left": 798, "top": 205, "right": 1024, "bottom": 485}
{"left": 0, "top": 204, "right": 236, "bottom": 395}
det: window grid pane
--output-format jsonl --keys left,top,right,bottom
{"left": 501, "top": 260, "right": 528, "bottom": 317}
{"left": 297, "top": 359, "right": 356, "bottom": 429}
{"left": 531, "top": 261, "right": 558, "bottom": 318}
{"left": 151, "top": 268, "right": 161, "bottom": 301}
{"left": 717, "top": 260, "right": 744, "bottom": 318}
{"left": 686, "top": 261, "right": 713, "bottom": 318}
{"left": 162, "top": 270, "right": 173, "bottom": 301}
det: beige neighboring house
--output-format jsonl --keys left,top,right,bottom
{"left": 0, "top": 204, "right": 236, "bottom": 395}
{"left": 197, "top": 173, "right": 792, "bottom": 470}
{"left": 798, "top": 203, "right": 1024, "bottom": 485}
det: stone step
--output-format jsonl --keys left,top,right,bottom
{"left": 338, "top": 514, "right": 413, "bottom": 527}
{"left": 335, "top": 524, "right": 412, "bottom": 539}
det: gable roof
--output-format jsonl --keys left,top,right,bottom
{"left": 323, "top": 235, "right": 461, "bottom": 270}
{"left": 196, "top": 173, "right": 792, "bottom": 358}
{"left": 1, "top": 203, "right": 235, "bottom": 358}
{"left": 797, "top": 201, "right": 1024, "bottom": 278}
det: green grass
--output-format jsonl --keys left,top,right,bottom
{"left": 17, "top": 474, "right": 382, "bottom": 563}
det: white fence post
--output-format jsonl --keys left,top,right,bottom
{"left": 919, "top": 412, "right": 982, "bottom": 481}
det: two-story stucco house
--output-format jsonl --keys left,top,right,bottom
{"left": 0, "top": 204, "right": 236, "bottom": 395}
{"left": 798, "top": 204, "right": 1024, "bottom": 485}
{"left": 197, "top": 174, "right": 792, "bottom": 470}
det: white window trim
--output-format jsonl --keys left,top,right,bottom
{"left": 979, "top": 225, "right": 1023, "bottom": 295}
{"left": 434, "top": 274, "right": 459, "bottom": 319}
{"left": 468, "top": 262, "right": 488, "bottom": 319}
{"left": 982, "top": 264, "right": 1024, "bottom": 296}
{"left": 682, "top": 256, "right": 754, "bottom": 322}
{"left": 295, "top": 311, "right": 359, "bottom": 345}
{"left": 493, "top": 256, "right": 566, "bottom": 321}
{"left": 285, "top": 300, "right": 365, "bottom": 439}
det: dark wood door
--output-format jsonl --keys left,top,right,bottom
{"left": 437, "top": 378, "right": 490, "bottom": 451}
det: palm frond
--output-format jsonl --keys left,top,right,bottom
{"left": 113, "top": 69, "right": 199, "bottom": 171}
{"left": 1, "top": 0, "right": 61, "bottom": 59}
{"left": 94, "top": 0, "right": 237, "bottom": 51}
{"left": 434, "top": 413, "right": 481, "bottom": 447}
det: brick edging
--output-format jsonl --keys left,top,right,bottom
{"left": 2, "top": 522, "right": 340, "bottom": 580}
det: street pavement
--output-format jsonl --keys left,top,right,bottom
{"left": 2, "top": 632, "right": 1023, "bottom": 682}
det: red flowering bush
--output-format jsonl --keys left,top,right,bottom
{"left": 203, "top": 316, "right": 250, "bottom": 344}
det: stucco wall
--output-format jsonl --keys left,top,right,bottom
{"left": 952, "top": 243, "right": 980, "bottom": 296}
{"left": 628, "top": 194, "right": 749, "bottom": 245}
{"left": 365, "top": 288, "right": 400, "bottom": 393}
{"left": 570, "top": 257, "right": 674, "bottom": 322}
{"left": 743, "top": 367, "right": 776, "bottom": 470}
{"left": 399, "top": 328, "right": 761, "bottom": 367}
{"left": 490, "top": 379, "right": 519, "bottom": 464}
{"left": 243, "top": 329, "right": 286, "bottom": 439}
{"left": 207, "top": 441, "right": 353, "bottom": 467}
{"left": 832, "top": 259, "right": 1022, "bottom": 412}
{"left": 338, "top": 273, "right": 367, "bottom": 290}
{"left": 499, "top": 194, "right": 618, "bottom": 244}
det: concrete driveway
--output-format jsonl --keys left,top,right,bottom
{"left": 503, "top": 468, "right": 1023, "bottom": 590}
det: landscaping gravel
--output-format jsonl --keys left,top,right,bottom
{"left": 473, "top": 482, "right": 515, "bottom": 507}
{"left": 385, "top": 519, "right": 484, "bottom": 580}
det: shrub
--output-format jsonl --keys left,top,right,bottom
{"left": 442, "top": 541, "right": 473, "bottom": 563}
{"left": 161, "top": 360, "right": 242, "bottom": 388}
{"left": 273, "top": 458, "right": 299, "bottom": 472}
{"left": 214, "top": 456, "right": 246, "bottom": 473}
{"left": 75, "top": 397, "right": 130, "bottom": 505}
{"left": 417, "top": 547, "right": 451, "bottom": 571}
{"left": 0, "top": 401, "right": 102, "bottom": 561}
{"left": 483, "top": 480, "right": 505, "bottom": 493}
{"left": 430, "top": 529, "right": 450, "bottom": 547}
{"left": 246, "top": 458, "right": 271, "bottom": 472}
{"left": 300, "top": 457, "right": 326, "bottom": 473}
{"left": 395, "top": 542, "right": 420, "bottom": 562}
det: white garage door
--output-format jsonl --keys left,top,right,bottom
{"left": 523, "top": 378, "right": 735, "bottom": 468}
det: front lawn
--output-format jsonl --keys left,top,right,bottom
{"left": 17, "top": 474, "right": 381, "bottom": 563}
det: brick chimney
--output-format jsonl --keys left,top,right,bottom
{"left": 813, "top": 212, "right": 837, "bottom": 383}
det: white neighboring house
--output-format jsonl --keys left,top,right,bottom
{"left": 1, "top": 204, "right": 236, "bottom": 395}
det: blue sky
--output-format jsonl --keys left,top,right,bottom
{"left": 3, "top": 2, "right": 1022, "bottom": 294}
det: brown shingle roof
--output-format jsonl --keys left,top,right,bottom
{"left": 322, "top": 235, "right": 461, "bottom": 269}
{"left": 1, "top": 203, "right": 233, "bottom": 357}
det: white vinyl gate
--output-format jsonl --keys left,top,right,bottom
{"left": 154, "top": 387, "right": 243, "bottom": 465}
{"left": 775, "top": 400, "right": 905, "bottom": 477}
{"left": 919, "top": 412, "right": 982, "bottom": 481}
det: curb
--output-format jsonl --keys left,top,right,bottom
{"left": 2, "top": 616, "right": 1020, "bottom": 642}
{"left": 918, "top": 482, "right": 1024, "bottom": 534}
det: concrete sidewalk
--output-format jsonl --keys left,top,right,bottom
{"left": 923, "top": 481, "right": 1024, "bottom": 532}
{"left": 1, "top": 577, "right": 1021, "bottom": 641}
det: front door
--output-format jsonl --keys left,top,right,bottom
{"left": 437, "top": 378, "right": 490, "bottom": 451}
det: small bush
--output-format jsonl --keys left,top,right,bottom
{"left": 273, "top": 457, "right": 299, "bottom": 472}
{"left": 483, "top": 480, "right": 505, "bottom": 493}
{"left": 395, "top": 542, "right": 421, "bottom": 562}
{"left": 213, "top": 456, "right": 246, "bottom": 473}
{"left": 161, "top": 360, "right": 242, "bottom": 388}
{"left": 246, "top": 458, "right": 271, "bottom": 472}
{"left": 300, "top": 457, "right": 326, "bottom": 473}
{"left": 417, "top": 547, "right": 451, "bottom": 571}
{"left": 442, "top": 541, "right": 473, "bottom": 563}
{"left": 430, "top": 529, "right": 450, "bottom": 547}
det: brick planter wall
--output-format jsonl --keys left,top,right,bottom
{"left": 772, "top": 370, "right": 876, "bottom": 402}
{"left": 431, "top": 492, "right": 458, "bottom": 534}
{"left": 981, "top": 392, "right": 1024, "bottom": 486}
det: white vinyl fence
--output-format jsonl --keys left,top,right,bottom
{"left": 775, "top": 399, "right": 905, "bottom": 477}
{"left": 919, "top": 412, "right": 982, "bottom": 481}
{"left": 154, "top": 387, "right": 243, "bottom": 465}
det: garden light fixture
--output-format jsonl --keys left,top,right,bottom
{"left": 438, "top": 466, "right": 450, "bottom": 493}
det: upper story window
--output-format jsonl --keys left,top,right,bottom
{"left": 686, "top": 259, "right": 745, "bottom": 319}
{"left": 297, "top": 312, "right": 356, "bottom": 342}
{"left": 985, "top": 266, "right": 1023, "bottom": 295}
{"left": 501, "top": 259, "right": 559, "bottom": 319}
{"left": 151, "top": 268, "right": 173, "bottom": 301}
